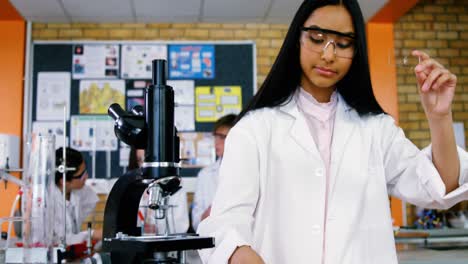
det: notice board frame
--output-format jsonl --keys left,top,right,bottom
{"left": 24, "top": 40, "right": 257, "bottom": 179}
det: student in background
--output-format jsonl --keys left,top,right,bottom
{"left": 191, "top": 114, "right": 237, "bottom": 231}
{"left": 128, "top": 148, "right": 189, "bottom": 234}
{"left": 52, "top": 147, "right": 101, "bottom": 245}
{"left": 197, "top": 0, "right": 468, "bottom": 263}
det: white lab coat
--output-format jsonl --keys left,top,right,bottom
{"left": 50, "top": 184, "right": 99, "bottom": 245}
{"left": 192, "top": 159, "right": 221, "bottom": 230}
{"left": 198, "top": 95, "right": 468, "bottom": 264}
{"left": 138, "top": 186, "right": 189, "bottom": 234}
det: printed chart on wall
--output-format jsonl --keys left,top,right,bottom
{"left": 195, "top": 86, "right": 242, "bottom": 122}
{"left": 72, "top": 44, "right": 120, "bottom": 79}
{"left": 36, "top": 72, "right": 71, "bottom": 121}
{"left": 32, "top": 121, "right": 68, "bottom": 149}
{"left": 121, "top": 44, "right": 167, "bottom": 79}
{"left": 170, "top": 80, "right": 195, "bottom": 131}
{"left": 79, "top": 80, "right": 125, "bottom": 114}
{"left": 179, "top": 132, "right": 215, "bottom": 167}
{"left": 70, "top": 115, "right": 117, "bottom": 151}
{"left": 169, "top": 45, "right": 215, "bottom": 79}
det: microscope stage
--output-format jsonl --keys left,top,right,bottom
{"left": 104, "top": 234, "right": 215, "bottom": 253}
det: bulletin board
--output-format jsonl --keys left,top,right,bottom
{"left": 28, "top": 41, "right": 256, "bottom": 178}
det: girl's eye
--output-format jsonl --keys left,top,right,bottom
{"left": 337, "top": 42, "right": 353, "bottom": 49}
{"left": 336, "top": 38, "right": 354, "bottom": 49}
{"left": 309, "top": 32, "right": 325, "bottom": 42}
{"left": 309, "top": 36, "right": 324, "bottom": 44}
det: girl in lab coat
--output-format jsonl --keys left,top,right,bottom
{"left": 52, "top": 147, "right": 101, "bottom": 245}
{"left": 197, "top": 0, "right": 468, "bottom": 263}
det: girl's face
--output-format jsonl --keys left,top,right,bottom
{"left": 299, "top": 5, "right": 355, "bottom": 101}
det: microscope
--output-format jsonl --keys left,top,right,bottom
{"left": 103, "top": 60, "right": 214, "bottom": 263}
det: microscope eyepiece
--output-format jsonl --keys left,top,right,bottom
{"left": 108, "top": 103, "right": 126, "bottom": 121}
{"left": 131, "top": 105, "right": 144, "bottom": 116}
{"left": 107, "top": 103, "right": 146, "bottom": 148}
{"left": 152, "top": 60, "right": 167, "bottom": 86}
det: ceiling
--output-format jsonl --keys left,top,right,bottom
{"left": 9, "top": 0, "right": 388, "bottom": 24}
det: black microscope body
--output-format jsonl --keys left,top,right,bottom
{"left": 103, "top": 60, "right": 214, "bottom": 263}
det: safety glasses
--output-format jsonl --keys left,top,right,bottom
{"left": 71, "top": 169, "right": 87, "bottom": 180}
{"left": 300, "top": 26, "right": 356, "bottom": 59}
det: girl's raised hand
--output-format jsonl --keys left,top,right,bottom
{"left": 412, "top": 50, "right": 457, "bottom": 120}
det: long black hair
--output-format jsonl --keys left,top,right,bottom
{"left": 239, "top": 0, "right": 384, "bottom": 119}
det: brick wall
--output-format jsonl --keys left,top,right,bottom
{"left": 394, "top": 0, "right": 468, "bottom": 148}
{"left": 394, "top": 0, "right": 468, "bottom": 225}
{"left": 32, "top": 22, "right": 288, "bottom": 90}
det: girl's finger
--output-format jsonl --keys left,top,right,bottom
{"left": 415, "top": 67, "right": 428, "bottom": 85}
{"left": 420, "top": 68, "right": 444, "bottom": 92}
{"left": 415, "top": 59, "right": 444, "bottom": 74}
{"left": 411, "top": 50, "right": 430, "bottom": 61}
{"left": 432, "top": 72, "right": 450, "bottom": 91}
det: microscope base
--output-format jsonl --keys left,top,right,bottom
{"left": 104, "top": 234, "right": 214, "bottom": 264}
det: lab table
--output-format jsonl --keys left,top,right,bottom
{"left": 396, "top": 228, "right": 468, "bottom": 264}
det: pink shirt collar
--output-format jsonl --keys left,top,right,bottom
{"left": 297, "top": 87, "right": 338, "bottom": 122}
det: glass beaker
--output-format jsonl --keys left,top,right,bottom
{"left": 22, "top": 133, "right": 55, "bottom": 264}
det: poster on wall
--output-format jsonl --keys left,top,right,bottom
{"left": 127, "top": 97, "right": 145, "bottom": 111}
{"left": 36, "top": 72, "right": 71, "bottom": 121}
{"left": 175, "top": 106, "right": 195, "bottom": 131}
{"left": 168, "top": 80, "right": 195, "bottom": 105}
{"left": 70, "top": 115, "right": 117, "bottom": 151}
{"left": 168, "top": 45, "right": 215, "bottom": 79}
{"left": 121, "top": 44, "right": 167, "bottom": 79}
{"left": 79, "top": 80, "right": 125, "bottom": 114}
{"left": 125, "top": 80, "right": 149, "bottom": 110}
{"left": 179, "top": 132, "right": 215, "bottom": 167}
{"left": 167, "top": 80, "right": 196, "bottom": 131}
{"left": 72, "top": 44, "right": 120, "bottom": 79}
{"left": 32, "top": 121, "right": 68, "bottom": 148}
{"left": 195, "top": 86, "right": 242, "bottom": 122}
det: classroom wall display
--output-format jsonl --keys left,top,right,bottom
{"left": 179, "top": 132, "right": 215, "bottom": 167}
{"left": 29, "top": 41, "right": 255, "bottom": 178}
{"left": 79, "top": 80, "right": 125, "bottom": 114}
{"left": 70, "top": 115, "right": 117, "bottom": 151}
{"left": 195, "top": 86, "right": 242, "bottom": 122}
{"left": 72, "top": 44, "right": 120, "bottom": 79}
{"left": 32, "top": 121, "right": 68, "bottom": 149}
{"left": 121, "top": 44, "right": 167, "bottom": 79}
{"left": 169, "top": 45, "right": 215, "bottom": 79}
{"left": 36, "top": 72, "right": 71, "bottom": 121}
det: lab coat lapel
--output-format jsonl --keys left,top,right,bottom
{"left": 329, "top": 96, "right": 357, "bottom": 201}
{"left": 279, "top": 99, "right": 322, "bottom": 162}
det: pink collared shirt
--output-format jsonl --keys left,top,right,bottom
{"left": 297, "top": 87, "right": 338, "bottom": 264}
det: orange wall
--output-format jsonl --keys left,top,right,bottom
{"left": 366, "top": 0, "right": 420, "bottom": 226}
{"left": 367, "top": 21, "right": 403, "bottom": 227}
{"left": 0, "top": 0, "right": 25, "bottom": 233}
{"left": 367, "top": 23, "right": 399, "bottom": 120}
